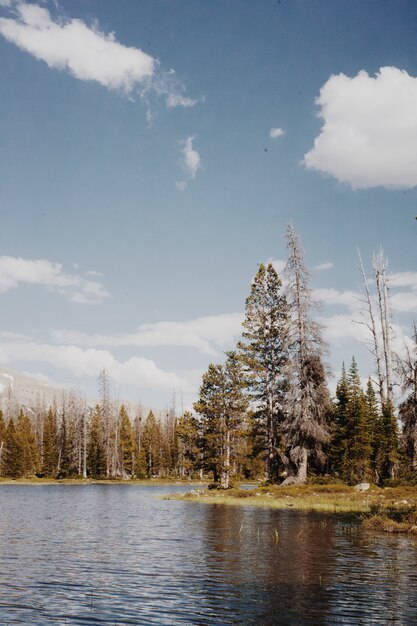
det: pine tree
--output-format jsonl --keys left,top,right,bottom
{"left": 331, "top": 364, "right": 350, "bottom": 476}
{"left": 238, "top": 262, "right": 290, "bottom": 482}
{"left": 119, "top": 404, "right": 134, "bottom": 476}
{"left": 194, "top": 352, "right": 248, "bottom": 488}
{"left": 344, "top": 358, "right": 373, "bottom": 483}
{"left": 3, "top": 418, "right": 24, "bottom": 478}
{"left": 16, "top": 408, "right": 38, "bottom": 476}
{"left": 142, "top": 411, "right": 161, "bottom": 478}
{"left": 176, "top": 411, "right": 200, "bottom": 477}
{"left": 380, "top": 400, "right": 400, "bottom": 481}
{"left": 132, "top": 406, "right": 147, "bottom": 478}
{"left": 0, "top": 410, "right": 6, "bottom": 472}
{"left": 87, "top": 405, "right": 106, "bottom": 478}
{"left": 398, "top": 325, "right": 417, "bottom": 473}
{"left": 57, "top": 403, "right": 75, "bottom": 478}
{"left": 42, "top": 406, "right": 58, "bottom": 476}
{"left": 365, "top": 378, "right": 384, "bottom": 482}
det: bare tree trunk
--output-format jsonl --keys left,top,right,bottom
{"left": 374, "top": 251, "right": 394, "bottom": 406}
{"left": 82, "top": 411, "right": 87, "bottom": 479}
{"left": 220, "top": 429, "right": 230, "bottom": 489}
{"left": 281, "top": 446, "right": 308, "bottom": 485}
{"left": 358, "top": 251, "right": 386, "bottom": 407}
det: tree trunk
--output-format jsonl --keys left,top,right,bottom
{"left": 220, "top": 430, "right": 230, "bottom": 489}
{"left": 281, "top": 446, "right": 308, "bottom": 485}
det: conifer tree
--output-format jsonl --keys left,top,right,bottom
{"left": 42, "top": 405, "right": 58, "bottom": 476}
{"left": 142, "top": 411, "right": 161, "bottom": 477}
{"left": 238, "top": 262, "right": 290, "bottom": 481}
{"left": 118, "top": 404, "right": 134, "bottom": 476}
{"left": 331, "top": 364, "right": 350, "bottom": 476}
{"left": 0, "top": 410, "right": 6, "bottom": 471}
{"left": 176, "top": 411, "right": 200, "bottom": 477}
{"left": 344, "top": 358, "right": 373, "bottom": 483}
{"left": 132, "top": 406, "right": 147, "bottom": 478}
{"left": 3, "top": 418, "right": 24, "bottom": 477}
{"left": 365, "top": 378, "right": 384, "bottom": 482}
{"left": 398, "top": 326, "right": 417, "bottom": 472}
{"left": 16, "top": 408, "right": 38, "bottom": 476}
{"left": 195, "top": 352, "right": 248, "bottom": 488}
{"left": 57, "top": 403, "right": 74, "bottom": 477}
{"left": 380, "top": 401, "right": 400, "bottom": 481}
{"left": 87, "top": 405, "right": 106, "bottom": 477}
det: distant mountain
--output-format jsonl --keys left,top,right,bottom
{"left": 0, "top": 366, "right": 159, "bottom": 419}
{"left": 0, "top": 366, "right": 62, "bottom": 413}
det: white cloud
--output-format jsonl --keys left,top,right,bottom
{"left": 0, "top": 339, "right": 190, "bottom": 392}
{"left": 181, "top": 136, "right": 201, "bottom": 179}
{"left": 269, "top": 258, "right": 286, "bottom": 275}
{"left": 389, "top": 271, "right": 417, "bottom": 290}
{"left": 303, "top": 66, "right": 417, "bottom": 189}
{"left": 387, "top": 271, "right": 417, "bottom": 313}
{"left": 313, "top": 287, "right": 361, "bottom": 312}
{"left": 314, "top": 262, "right": 333, "bottom": 271}
{"left": 318, "top": 313, "right": 369, "bottom": 346}
{"left": 390, "top": 291, "right": 417, "bottom": 314}
{"left": 175, "top": 180, "right": 188, "bottom": 192}
{"left": 52, "top": 312, "right": 244, "bottom": 356}
{"left": 0, "top": 256, "right": 109, "bottom": 303}
{"left": 270, "top": 127, "right": 285, "bottom": 139}
{"left": 0, "top": 2, "right": 196, "bottom": 108}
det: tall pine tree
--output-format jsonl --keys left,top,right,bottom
{"left": 238, "top": 262, "right": 290, "bottom": 482}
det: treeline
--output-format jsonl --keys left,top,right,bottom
{"left": 0, "top": 226, "right": 416, "bottom": 486}
{"left": 0, "top": 390, "right": 185, "bottom": 480}
{"left": 192, "top": 226, "right": 417, "bottom": 488}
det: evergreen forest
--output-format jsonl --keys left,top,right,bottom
{"left": 1, "top": 226, "right": 416, "bottom": 488}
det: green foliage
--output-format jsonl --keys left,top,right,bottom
{"left": 142, "top": 411, "right": 161, "bottom": 478}
{"left": 238, "top": 263, "right": 289, "bottom": 481}
{"left": 332, "top": 359, "right": 373, "bottom": 484}
{"left": 16, "top": 409, "right": 38, "bottom": 476}
{"left": 87, "top": 405, "right": 106, "bottom": 478}
{"left": 118, "top": 404, "right": 134, "bottom": 476}
{"left": 194, "top": 352, "right": 248, "bottom": 487}
{"left": 176, "top": 411, "right": 200, "bottom": 477}
{"left": 42, "top": 406, "right": 58, "bottom": 476}
{"left": 3, "top": 418, "right": 24, "bottom": 478}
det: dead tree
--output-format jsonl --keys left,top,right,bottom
{"left": 281, "top": 225, "right": 331, "bottom": 485}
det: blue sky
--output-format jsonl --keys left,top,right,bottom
{"left": 0, "top": 0, "right": 416, "bottom": 408}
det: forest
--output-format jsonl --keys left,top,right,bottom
{"left": 0, "top": 225, "right": 416, "bottom": 488}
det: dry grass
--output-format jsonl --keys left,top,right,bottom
{"left": 166, "top": 483, "right": 417, "bottom": 518}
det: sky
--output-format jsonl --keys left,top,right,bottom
{"left": 0, "top": 0, "right": 416, "bottom": 409}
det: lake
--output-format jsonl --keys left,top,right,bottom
{"left": 0, "top": 484, "right": 416, "bottom": 624}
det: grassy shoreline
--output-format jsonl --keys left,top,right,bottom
{"left": 166, "top": 483, "right": 417, "bottom": 533}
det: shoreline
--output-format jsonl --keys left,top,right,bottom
{"left": 0, "top": 477, "right": 206, "bottom": 487}
{"left": 166, "top": 484, "right": 417, "bottom": 534}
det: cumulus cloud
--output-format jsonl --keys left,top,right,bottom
{"left": 52, "top": 312, "right": 244, "bottom": 356}
{"left": 0, "top": 339, "right": 189, "bottom": 391}
{"left": 270, "top": 127, "right": 285, "bottom": 139}
{"left": 181, "top": 136, "right": 201, "bottom": 179}
{"left": 303, "top": 66, "right": 417, "bottom": 189}
{"left": 313, "top": 287, "right": 361, "bottom": 312}
{"left": 175, "top": 180, "right": 187, "bottom": 192}
{"left": 269, "top": 259, "right": 286, "bottom": 275}
{"left": 0, "top": 256, "right": 109, "bottom": 303}
{"left": 0, "top": 2, "right": 196, "bottom": 108}
{"left": 314, "top": 262, "right": 333, "bottom": 271}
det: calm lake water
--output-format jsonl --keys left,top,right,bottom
{"left": 0, "top": 485, "right": 416, "bottom": 625}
